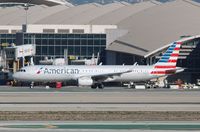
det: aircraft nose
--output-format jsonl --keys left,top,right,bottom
{"left": 13, "top": 72, "right": 21, "bottom": 80}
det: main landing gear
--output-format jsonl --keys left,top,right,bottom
{"left": 30, "top": 82, "right": 34, "bottom": 89}
{"left": 127, "top": 81, "right": 135, "bottom": 89}
{"left": 91, "top": 83, "right": 104, "bottom": 89}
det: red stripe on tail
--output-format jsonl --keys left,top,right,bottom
{"left": 154, "top": 66, "right": 176, "bottom": 69}
{"left": 174, "top": 48, "right": 180, "bottom": 50}
{"left": 168, "top": 60, "right": 177, "bottom": 63}
{"left": 170, "top": 53, "right": 179, "bottom": 57}
{"left": 176, "top": 42, "right": 182, "bottom": 45}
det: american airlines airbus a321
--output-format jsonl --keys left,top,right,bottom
{"left": 13, "top": 41, "right": 184, "bottom": 89}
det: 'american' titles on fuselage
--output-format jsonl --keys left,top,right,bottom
{"left": 42, "top": 68, "right": 80, "bottom": 75}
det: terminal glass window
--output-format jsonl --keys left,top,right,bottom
{"left": 22, "top": 33, "right": 106, "bottom": 64}
{"left": 0, "top": 34, "right": 16, "bottom": 49}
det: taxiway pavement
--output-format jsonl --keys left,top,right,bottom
{"left": 0, "top": 86, "right": 199, "bottom": 111}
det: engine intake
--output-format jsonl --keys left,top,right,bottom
{"left": 78, "top": 77, "right": 93, "bottom": 86}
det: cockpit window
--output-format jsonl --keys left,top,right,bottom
{"left": 19, "top": 69, "right": 26, "bottom": 72}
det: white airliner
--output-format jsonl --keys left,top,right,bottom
{"left": 13, "top": 41, "right": 184, "bottom": 89}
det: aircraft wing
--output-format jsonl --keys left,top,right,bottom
{"left": 90, "top": 70, "right": 132, "bottom": 82}
{"left": 78, "top": 70, "right": 132, "bottom": 82}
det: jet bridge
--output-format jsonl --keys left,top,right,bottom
{"left": 5, "top": 44, "right": 36, "bottom": 72}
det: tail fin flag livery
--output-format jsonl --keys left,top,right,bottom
{"left": 151, "top": 41, "right": 182, "bottom": 75}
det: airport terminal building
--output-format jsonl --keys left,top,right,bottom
{"left": 0, "top": 25, "right": 111, "bottom": 64}
{"left": 0, "top": 0, "right": 200, "bottom": 83}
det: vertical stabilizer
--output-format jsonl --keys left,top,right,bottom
{"left": 154, "top": 42, "right": 182, "bottom": 68}
{"left": 151, "top": 41, "right": 182, "bottom": 75}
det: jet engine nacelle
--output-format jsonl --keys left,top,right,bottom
{"left": 78, "top": 77, "right": 93, "bottom": 86}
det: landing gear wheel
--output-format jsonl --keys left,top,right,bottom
{"left": 91, "top": 83, "right": 104, "bottom": 89}
{"left": 127, "top": 82, "right": 135, "bottom": 89}
{"left": 98, "top": 83, "right": 104, "bottom": 89}
{"left": 91, "top": 84, "right": 98, "bottom": 89}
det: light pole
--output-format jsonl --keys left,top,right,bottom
{"left": 24, "top": 0, "right": 31, "bottom": 32}
{"left": 22, "top": 0, "right": 31, "bottom": 67}
{"left": 24, "top": 3, "right": 28, "bottom": 27}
